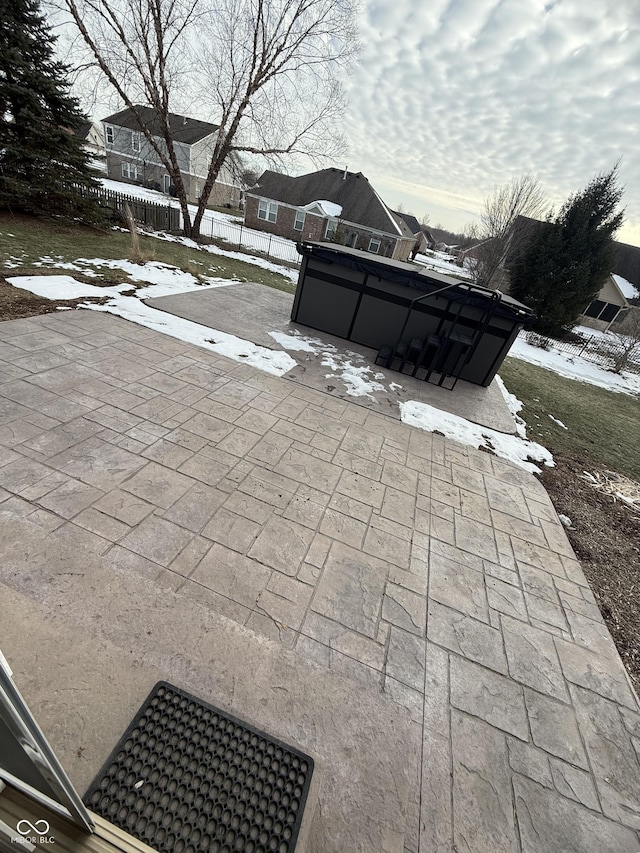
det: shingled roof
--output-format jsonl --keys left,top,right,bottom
{"left": 392, "top": 210, "right": 423, "bottom": 236}
{"left": 102, "top": 106, "right": 219, "bottom": 146}
{"left": 250, "top": 168, "right": 413, "bottom": 237}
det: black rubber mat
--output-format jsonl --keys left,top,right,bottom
{"left": 84, "top": 682, "right": 314, "bottom": 853}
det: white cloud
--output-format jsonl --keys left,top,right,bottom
{"left": 343, "top": 0, "right": 640, "bottom": 243}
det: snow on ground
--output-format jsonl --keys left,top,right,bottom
{"left": 414, "top": 252, "right": 473, "bottom": 280}
{"left": 400, "top": 398, "right": 554, "bottom": 474}
{"left": 7, "top": 275, "right": 134, "bottom": 300}
{"left": 494, "top": 374, "right": 528, "bottom": 439}
{"left": 7, "top": 273, "right": 296, "bottom": 377}
{"left": 508, "top": 333, "right": 640, "bottom": 397}
{"left": 549, "top": 415, "right": 568, "bottom": 430}
{"left": 152, "top": 231, "right": 298, "bottom": 282}
{"left": 100, "top": 178, "right": 300, "bottom": 266}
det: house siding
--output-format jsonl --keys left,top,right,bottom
{"left": 580, "top": 275, "right": 629, "bottom": 332}
{"left": 103, "top": 123, "right": 239, "bottom": 207}
{"left": 244, "top": 195, "right": 414, "bottom": 261}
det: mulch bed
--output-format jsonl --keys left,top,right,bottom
{"left": 540, "top": 455, "right": 640, "bottom": 691}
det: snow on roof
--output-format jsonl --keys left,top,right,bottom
{"left": 302, "top": 200, "right": 343, "bottom": 217}
{"left": 612, "top": 273, "right": 639, "bottom": 300}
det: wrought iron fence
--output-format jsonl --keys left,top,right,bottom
{"left": 523, "top": 330, "right": 640, "bottom": 374}
{"left": 199, "top": 216, "right": 301, "bottom": 265}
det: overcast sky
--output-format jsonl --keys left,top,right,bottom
{"left": 341, "top": 0, "right": 640, "bottom": 245}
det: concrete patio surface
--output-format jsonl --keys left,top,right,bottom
{"left": 1, "top": 309, "right": 640, "bottom": 852}
{"left": 146, "top": 283, "right": 516, "bottom": 433}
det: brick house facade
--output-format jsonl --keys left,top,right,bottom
{"left": 244, "top": 169, "right": 416, "bottom": 261}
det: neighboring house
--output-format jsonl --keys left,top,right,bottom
{"left": 392, "top": 211, "right": 428, "bottom": 256}
{"left": 101, "top": 106, "right": 241, "bottom": 207}
{"left": 75, "top": 120, "right": 107, "bottom": 173}
{"left": 244, "top": 168, "right": 416, "bottom": 261}
{"left": 495, "top": 216, "right": 640, "bottom": 328}
{"left": 580, "top": 273, "right": 638, "bottom": 332}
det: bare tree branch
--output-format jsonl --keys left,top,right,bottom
{"left": 469, "top": 174, "right": 548, "bottom": 290}
{"left": 57, "top": 0, "right": 359, "bottom": 238}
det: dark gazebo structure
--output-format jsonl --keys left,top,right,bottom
{"left": 292, "top": 242, "right": 535, "bottom": 389}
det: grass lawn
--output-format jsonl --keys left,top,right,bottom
{"left": 499, "top": 356, "right": 640, "bottom": 481}
{"left": 0, "top": 212, "right": 295, "bottom": 293}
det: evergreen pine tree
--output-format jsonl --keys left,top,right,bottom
{"left": 0, "top": 0, "right": 101, "bottom": 220}
{"left": 510, "top": 166, "right": 624, "bottom": 335}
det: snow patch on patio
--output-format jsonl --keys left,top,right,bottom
{"left": 268, "top": 331, "right": 324, "bottom": 352}
{"left": 400, "top": 399, "right": 554, "bottom": 474}
{"left": 6, "top": 273, "right": 297, "bottom": 377}
{"left": 322, "top": 353, "right": 386, "bottom": 399}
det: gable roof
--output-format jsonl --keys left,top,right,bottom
{"left": 102, "top": 106, "right": 218, "bottom": 146}
{"left": 251, "top": 168, "right": 413, "bottom": 237}
{"left": 75, "top": 120, "right": 92, "bottom": 140}
{"left": 611, "top": 273, "right": 639, "bottom": 301}
{"left": 392, "top": 210, "right": 422, "bottom": 235}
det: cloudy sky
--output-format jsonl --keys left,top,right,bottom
{"left": 341, "top": 0, "right": 640, "bottom": 244}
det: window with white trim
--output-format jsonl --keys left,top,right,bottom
{"left": 293, "top": 210, "right": 305, "bottom": 231}
{"left": 258, "top": 199, "right": 278, "bottom": 222}
{"left": 325, "top": 218, "right": 338, "bottom": 240}
{"left": 105, "top": 126, "right": 114, "bottom": 144}
{"left": 368, "top": 235, "right": 382, "bottom": 254}
{"left": 131, "top": 131, "right": 140, "bottom": 152}
{"left": 122, "top": 162, "right": 139, "bottom": 180}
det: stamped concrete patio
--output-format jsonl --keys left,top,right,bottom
{"left": 1, "top": 308, "right": 640, "bottom": 852}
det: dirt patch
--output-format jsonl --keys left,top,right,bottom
{"left": 0, "top": 277, "right": 83, "bottom": 319}
{"left": 0, "top": 276, "right": 118, "bottom": 321}
{"left": 540, "top": 455, "right": 640, "bottom": 691}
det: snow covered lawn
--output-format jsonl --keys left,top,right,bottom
{"left": 508, "top": 331, "right": 640, "bottom": 397}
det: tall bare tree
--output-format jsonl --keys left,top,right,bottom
{"left": 469, "top": 174, "right": 547, "bottom": 290}
{"left": 59, "top": 0, "right": 358, "bottom": 238}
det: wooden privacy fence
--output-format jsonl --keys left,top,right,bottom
{"left": 79, "top": 185, "right": 181, "bottom": 232}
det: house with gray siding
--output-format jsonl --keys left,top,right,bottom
{"left": 101, "top": 106, "right": 241, "bottom": 207}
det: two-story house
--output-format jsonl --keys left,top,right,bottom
{"left": 101, "top": 106, "right": 241, "bottom": 207}
{"left": 244, "top": 168, "right": 416, "bottom": 261}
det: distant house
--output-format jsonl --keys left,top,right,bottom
{"left": 580, "top": 273, "right": 638, "bottom": 332}
{"left": 101, "top": 106, "right": 241, "bottom": 207}
{"left": 392, "top": 211, "right": 428, "bottom": 256}
{"left": 244, "top": 168, "right": 416, "bottom": 261}
{"left": 75, "top": 121, "right": 107, "bottom": 173}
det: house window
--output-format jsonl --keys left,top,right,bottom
{"left": 258, "top": 199, "right": 278, "bottom": 223}
{"left": 368, "top": 236, "right": 382, "bottom": 254}
{"left": 294, "top": 210, "right": 305, "bottom": 231}
{"left": 105, "top": 126, "right": 114, "bottom": 144}
{"left": 132, "top": 131, "right": 140, "bottom": 152}
{"left": 325, "top": 219, "right": 338, "bottom": 240}
{"left": 600, "top": 303, "right": 621, "bottom": 323}
{"left": 122, "top": 162, "right": 139, "bottom": 180}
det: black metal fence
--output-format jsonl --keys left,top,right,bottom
{"left": 199, "top": 215, "right": 300, "bottom": 265}
{"left": 523, "top": 330, "right": 640, "bottom": 374}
